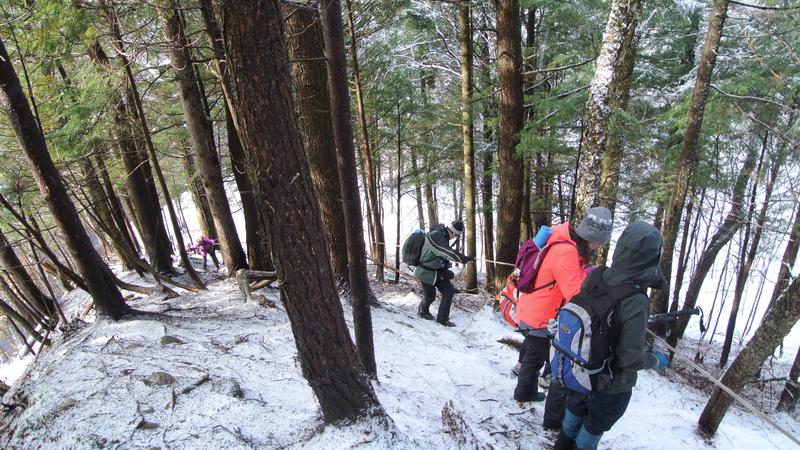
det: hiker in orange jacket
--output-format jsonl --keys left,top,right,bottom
{"left": 513, "top": 207, "right": 613, "bottom": 413}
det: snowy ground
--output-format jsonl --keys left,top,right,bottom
{"left": 0, "top": 264, "right": 797, "bottom": 449}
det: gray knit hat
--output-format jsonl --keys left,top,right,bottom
{"left": 575, "top": 206, "right": 613, "bottom": 244}
{"left": 446, "top": 220, "right": 464, "bottom": 237}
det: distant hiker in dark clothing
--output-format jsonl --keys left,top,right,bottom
{"left": 514, "top": 207, "right": 613, "bottom": 408}
{"left": 190, "top": 236, "right": 219, "bottom": 270}
{"left": 553, "top": 220, "right": 670, "bottom": 450}
{"left": 415, "top": 220, "right": 474, "bottom": 327}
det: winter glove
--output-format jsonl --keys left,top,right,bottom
{"left": 440, "top": 269, "right": 455, "bottom": 281}
{"left": 464, "top": 255, "right": 476, "bottom": 263}
{"left": 653, "top": 351, "right": 670, "bottom": 370}
{"left": 547, "top": 318, "right": 558, "bottom": 337}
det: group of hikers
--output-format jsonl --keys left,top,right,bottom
{"left": 410, "top": 208, "right": 670, "bottom": 450}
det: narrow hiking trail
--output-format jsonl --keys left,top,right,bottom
{"left": 0, "top": 270, "right": 796, "bottom": 449}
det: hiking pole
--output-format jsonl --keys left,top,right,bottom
{"left": 646, "top": 330, "right": 800, "bottom": 446}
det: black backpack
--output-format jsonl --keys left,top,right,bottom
{"left": 550, "top": 267, "right": 644, "bottom": 394}
{"left": 401, "top": 229, "right": 426, "bottom": 267}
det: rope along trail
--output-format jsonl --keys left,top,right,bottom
{"left": 647, "top": 330, "right": 800, "bottom": 446}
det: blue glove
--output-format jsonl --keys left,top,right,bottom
{"left": 653, "top": 351, "right": 670, "bottom": 369}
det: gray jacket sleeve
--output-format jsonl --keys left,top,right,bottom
{"left": 608, "top": 293, "right": 659, "bottom": 393}
{"left": 426, "top": 230, "right": 468, "bottom": 264}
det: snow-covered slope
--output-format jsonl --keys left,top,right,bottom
{"left": 0, "top": 269, "right": 796, "bottom": 449}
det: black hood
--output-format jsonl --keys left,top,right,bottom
{"left": 605, "top": 220, "right": 666, "bottom": 289}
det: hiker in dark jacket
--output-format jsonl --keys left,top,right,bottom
{"left": 415, "top": 220, "right": 474, "bottom": 327}
{"left": 554, "top": 220, "right": 670, "bottom": 450}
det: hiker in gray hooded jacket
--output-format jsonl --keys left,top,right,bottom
{"left": 554, "top": 220, "right": 670, "bottom": 450}
{"left": 415, "top": 220, "right": 474, "bottom": 327}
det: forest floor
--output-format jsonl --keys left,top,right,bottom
{"left": 0, "top": 263, "right": 797, "bottom": 449}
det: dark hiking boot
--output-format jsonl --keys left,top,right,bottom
{"left": 552, "top": 430, "right": 577, "bottom": 450}
{"left": 418, "top": 311, "right": 434, "bottom": 320}
{"left": 515, "top": 392, "right": 546, "bottom": 403}
{"left": 437, "top": 319, "right": 456, "bottom": 327}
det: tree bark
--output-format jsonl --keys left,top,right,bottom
{"left": 697, "top": 275, "right": 800, "bottom": 435}
{"left": 574, "top": 0, "right": 642, "bottom": 222}
{"left": 344, "top": 0, "right": 385, "bottom": 282}
{"left": 778, "top": 346, "right": 800, "bottom": 412}
{"left": 87, "top": 42, "right": 175, "bottom": 274}
{"left": 411, "top": 150, "right": 426, "bottom": 230}
{"left": 220, "top": 0, "right": 383, "bottom": 422}
{"left": 0, "top": 230, "right": 56, "bottom": 323}
{"left": 459, "top": 0, "right": 477, "bottom": 291}
{"left": 653, "top": 0, "right": 730, "bottom": 325}
{"left": 0, "top": 37, "right": 131, "bottom": 319}
{"left": 162, "top": 1, "right": 247, "bottom": 274}
{"left": 494, "top": 0, "right": 525, "bottom": 287}
{"left": 94, "top": 153, "right": 139, "bottom": 255}
{"left": 100, "top": 0, "right": 204, "bottom": 288}
{"left": 595, "top": 8, "right": 638, "bottom": 265}
{"left": 321, "top": 0, "right": 378, "bottom": 378}
{"left": 284, "top": 2, "right": 350, "bottom": 290}
{"left": 181, "top": 145, "right": 217, "bottom": 240}
{"left": 423, "top": 152, "right": 438, "bottom": 226}
{"left": 671, "top": 145, "right": 757, "bottom": 344}
{"left": 478, "top": 12, "right": 495, "bottom": 291}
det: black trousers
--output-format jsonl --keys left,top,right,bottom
{"left": 514, "top": 334, "right": 549, "bottom": 401}
{"left": 543, "top": 378, "right": 568, "bottom": 428}
{"left": 565, "top": 388, "right": 633, "bottom": 435}
{"left": 420, "top": 278, "right": 456, "bottom": 322}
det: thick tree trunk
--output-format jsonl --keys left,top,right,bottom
{"left": 320, "top": 0, "right": 378, "bottom": 378}
{"left": 671, "top": 146, "right": 757, "bottom": 344}
{"left": 162, "top": 1, "right": 247, "bottom": 274}
{"left": 284, "top": 3, "right": 350, "bottom": 290}
{"left": 653, "top": 0, "right": 730, "bottom": 325}
{"left": 697, "top": 275, "right": 800, "bottom": 435}
{"left": 595, "top": 10, "right": 638, "bottom": 265}
{"left": 494, "top": 0, "right": 525, "bottom": 287}
{"left": 221, "top": 0, "right": 383, "bottom": 423}
{"left": 0, "top": 38, "right": 130, "bottom": 319}
{"left": 343, "top": 0, "right": 385, "bottom": 282}
{"left": 574, "top": 0, "right": 641, "bottom": 222}
{"left": 459, "top": 0, "right": 477, "bottom": 292}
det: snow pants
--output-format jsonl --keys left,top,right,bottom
{"left": 543, "top": 378, "right": 568, "bottom": 429}
{"left": 513, "top": 334, "right": 549, "bottom": 401}
{"left": 562, "top": 388, "right": 632, "bottom": 449}
{"left": 420, "top": 277, "right": 456, "bottom": 323}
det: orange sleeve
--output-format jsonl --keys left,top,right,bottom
{"left": 550, "top": 245, "right": 585, "bottom": 303}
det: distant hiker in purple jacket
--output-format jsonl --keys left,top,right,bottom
{"left": 190, "top": 236, "right": 220, "bottom": 270}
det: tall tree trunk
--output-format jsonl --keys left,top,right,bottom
{"left": 669, "top": 186, "right": 700, "bottom": 313}
{"left": 101, "top": 0, "right": 204, "bottom": 288}
{"left": 344, "top": 0, "right": 385, "bottom": 282}
{"left": 697, "top": 275, "right": 800, "bottom": 436}
{"left": 595, "top": 8, "right": 638, "bottom": 265}
{"left": 0, "top": 38, "right": 130, "bottom": 319}
{"left": 94, "top": 154, "right": 139, "bottom": 255}
{"left": 87, "top": 42, "right": 174, "bottom": 274}
{"left": 321, "top": 0, "right": 379, "bottom": 378}
{"left": 162, "top": 1, "right": 247, "bottom": 274}
{"left": 220, "top": 0, "right": 383, "bottom": 422}
{"left": 0, "top": 230, "right": 56, "bottom": 323}
{"left": 423, "top": 152, "right": 438, "bottom": 226}
{"left": 574, "top": 0, "right": 642, "bottom": 222}
{"left": 459, "top": 0, "right": 477, "bottom": 292}
{"left": 0, "top": 299, "right": 45, "bottom": 346}
{"left": 411, "top": 150, "right": 426, "bottom": 230}
{"left": 720, "top": 133, "right": 773, "bottom": 367}
{"left": 671, "top": 146, "right": 758, "bottom": 344}
{"left": 520, "top": 158, "right": 532, "bottom": 242}
{"left": 494, "top": 0, "right": 525, "bottom": 287}
{"left": 284, "top": 3, "right": 350, "bottom": 290}
{"left": 478, "top": 11, "right": 495, "bottom": 291}
{"left": 653, "top": 0, "right": 730, "bottom": 325}
{"left": 79, "top": 156, "right": 140, "bottom": 271}
{"left": 181, "top": 145, "right": 217, "bottom": 240}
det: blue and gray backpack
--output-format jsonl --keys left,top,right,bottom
{"left": 550, "top": 267, "right": 644, "bottom": 394}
